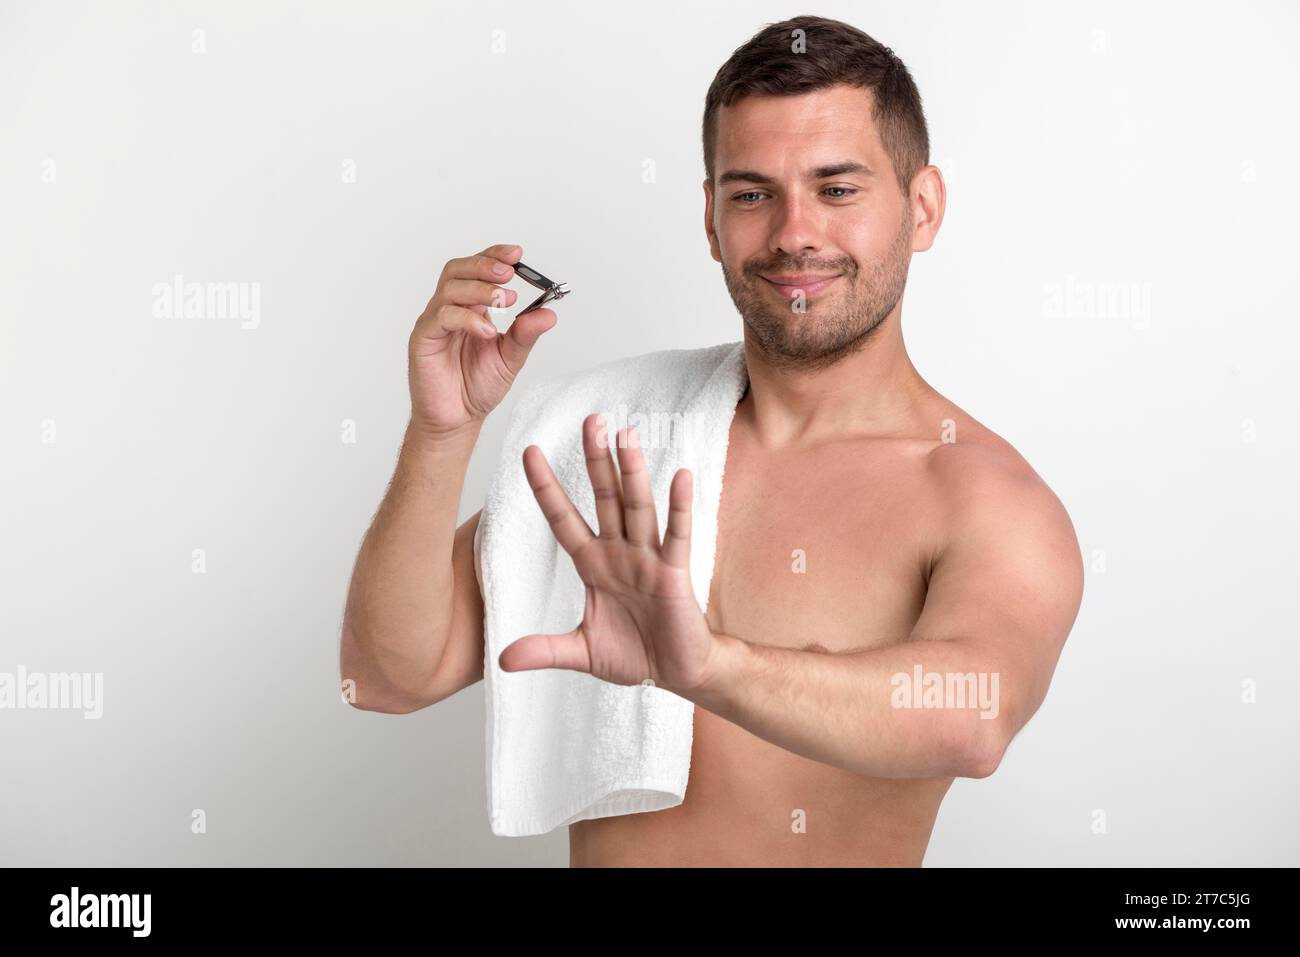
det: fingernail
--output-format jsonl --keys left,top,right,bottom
{"left": 493, "top": 262, "right": 509, "bottom": 276}
{"left": 479, "top": 320, "right": 496, "bottom": 336}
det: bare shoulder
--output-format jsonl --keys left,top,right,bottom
{"left": 921, "top": 408, "right": 1062, "bottom": 517}
{"left": 923, "top": 418, "right": 1048, "bottom": 509}
{"left": 920, "top": 409, "right": 1084, "bottom": 610}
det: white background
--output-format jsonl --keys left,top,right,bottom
{"left": 2, "top": 0, "right": 1297, "bottom": 865}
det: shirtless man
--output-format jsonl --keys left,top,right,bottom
{"left": 340, "top": 15, "right": 1084, "bottom": 866}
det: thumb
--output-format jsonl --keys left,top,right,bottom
{"left": 498, "top": 625, "right": 590, "bottom": 674}
{"left": 496, "top": 307, "right": 558, "bottom": 377}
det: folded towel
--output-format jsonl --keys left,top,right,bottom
{"left": 473, "top": 339, "right": 749, "bottom": 836}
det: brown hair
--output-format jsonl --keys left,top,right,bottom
{"left": 702, "top": 15, "right": 929, "bottom": 194}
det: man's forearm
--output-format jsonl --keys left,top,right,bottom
{"left": 680, "top": 632, "right": 1012, "bottom": 780}
{"left": 341, "top": 420, "right": 479, "bottom": 704}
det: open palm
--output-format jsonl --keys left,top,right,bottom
{"left": 497, "top": 414, "right": 717, "bottom": 693}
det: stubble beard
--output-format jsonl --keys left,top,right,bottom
{"left": 721, "top": 211, "right": 913, "bottom": 373}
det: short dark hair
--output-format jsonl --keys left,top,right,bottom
{"left": 702, "top": 15, "right": 929, "bottom": 194}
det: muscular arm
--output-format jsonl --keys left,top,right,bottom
{"left": 683, "top": 452, "right": 1085, "bottom": 780}
{"left": 338, "top": 242, "right": 553, "bottom": 715}
{"left": 339, "top": 422, "right": 486, "bottom": 714}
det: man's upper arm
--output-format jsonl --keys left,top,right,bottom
{"left": 911, "top": 445, "right": 1085, "bottom": 745}
{"left": 426, "top": 508, "right": 487, "bottom": 703}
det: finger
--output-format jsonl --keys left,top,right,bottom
{"left": 496, "top": 307, "right": 557, "bottom": 376}
{"left": 410, "top": 302, "right": 496, "bottom": 353}
{"left": 522, "top": 444, "right": 595, "bottom": 556}
{"left": 616, "top": 427, "right": 659, "bottom": 548}
{"left": 498, "top": 627, "right": 591, "bottom": 674}
{"left": 662, "top": 468, "right": 693, "bottom": 569}
{"left": 442, "top": 246, "right": 523, "bottom": 285}
{"left": 442, "top": 278, "right": 519, "bottom": 310}
{"left": 478, "top": 243, "right": 524, "bottom": 265}
{"left": 419, "top": 246, "right": 524, "bottom": 342}
{"left": 581, "top": 413, "right": 624, "bottom": 540}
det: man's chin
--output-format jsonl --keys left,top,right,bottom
{"left": 747, "top": 319, "right": 844, "bottom": 358}
{"left": 741, "top": 307, "right": 886, "bottom": 369}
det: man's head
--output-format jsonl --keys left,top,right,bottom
{"left": 702, "top": 16, "right": 944, "bottom": 371}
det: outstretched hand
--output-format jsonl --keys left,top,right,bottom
{"left": 498, "top": 414, "right": 719, "bottom": 693}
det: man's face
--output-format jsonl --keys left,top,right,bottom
{"left": 705, "top": 84, "right": 915, "bottom": 370}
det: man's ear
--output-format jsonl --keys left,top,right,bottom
{"left": 909, "top": 165, "right": 946, "bottom": 253}
{"left": 703, "top": 178, "right": 722, "bottom": 263}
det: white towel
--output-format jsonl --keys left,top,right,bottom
{"left": 473, "top": 339, "right": 749, "bottom": 836}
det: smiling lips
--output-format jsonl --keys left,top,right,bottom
{"left": 761, "top": 273, "right": 842, "bottom": 298}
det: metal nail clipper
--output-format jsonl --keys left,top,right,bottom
{"left": 513, "top": 261, "right": 571, "bottom": 317}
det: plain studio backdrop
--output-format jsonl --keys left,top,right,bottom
{"left": 2, "top": 0, "right": 1297, "bottom": 867}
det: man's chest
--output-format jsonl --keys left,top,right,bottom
{"left": 702, "top": 433, "right": 942, "bottom": 654}
{"left": 566, "top": 426, "right": 959, "bottom": 866}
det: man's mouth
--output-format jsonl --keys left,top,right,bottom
{"left": 760, "top": 273, "right": 843, "bottom": 298}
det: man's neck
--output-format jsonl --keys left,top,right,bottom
{"left": 737, "top": 310, "right": 936, "bottom": 450}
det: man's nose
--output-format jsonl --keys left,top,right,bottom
{"left": 768, "top": 193, "right": 823, "bottom": 258}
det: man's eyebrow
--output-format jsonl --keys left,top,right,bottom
{"left": 716, "top": 161, "right": 873, "bottom": 186}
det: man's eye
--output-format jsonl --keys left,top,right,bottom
{"left": 732, "top": 187, "right": 858, "bottom": 204}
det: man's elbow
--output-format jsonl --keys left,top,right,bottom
{"left": 339, "top": 628, "right": 441, "bottom": 715}
{"left": 341, "top": 670, "right": 441, "bottom": 714}
{"left": 955, "top": 714, "right": 1011, "bottom": 779}
{"left": 350, "top": 692, "right": 436, "bottom": 715}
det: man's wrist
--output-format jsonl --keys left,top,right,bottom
{"left": 403, "top": 417, "right": 482, "bottom": 458}
{"left": 677, "top": 630, "right": 747, "bottom": 712}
